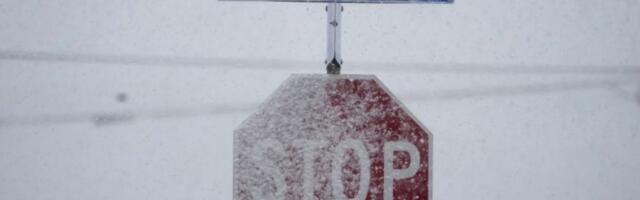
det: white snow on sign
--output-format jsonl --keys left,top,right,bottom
{"left": 234, "top": 74, "right": 431, "bottom": 200}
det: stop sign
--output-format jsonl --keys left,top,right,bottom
{"left": 234, "top": 74, "right": 431, "bottom": 200}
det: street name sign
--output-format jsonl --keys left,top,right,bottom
{"left": 223, "top": 0, "right": 451, "bottom": 3}
{"left": 234, "top": 74, "right": 432, "bottom": 200}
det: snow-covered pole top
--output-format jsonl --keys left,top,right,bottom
{"left": 220, "top": 0, "right": 453, "bottom": 75}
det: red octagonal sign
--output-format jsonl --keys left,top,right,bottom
{"left": 234, "top": 74, "right": 432, "bottom": 200}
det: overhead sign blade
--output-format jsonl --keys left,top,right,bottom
{"left": 221, "top": 0, "right": 452, "bottom": 3}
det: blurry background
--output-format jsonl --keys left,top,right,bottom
{"left": 1, "top": 0, "right": 639, "bottom": 199}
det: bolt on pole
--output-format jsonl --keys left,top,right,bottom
{"left": 326, "top": 2, "right": 343, "bottom": 75}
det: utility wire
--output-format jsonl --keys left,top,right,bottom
{"left": 1, "top": 79, "right": 636, "bottom": 128}
{"left": 2, "top": 50, "right": 640, "bottom": 75}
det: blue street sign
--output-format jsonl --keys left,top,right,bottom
{"left": 222, "top": 0, "right": 452, "bottom": 3}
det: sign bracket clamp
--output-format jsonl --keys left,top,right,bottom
{"left": 325, "top": 2, "right": 343, "bottom": 75}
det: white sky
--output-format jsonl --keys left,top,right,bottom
{"left": 1, "top": 0, "right": 639, "bottom": 199}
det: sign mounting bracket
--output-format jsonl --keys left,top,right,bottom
{"left": 222, "top": 0, "right": 452, "bottom": 74}
{"left": 325, "top": 2, "right": 343, "bottom": 75}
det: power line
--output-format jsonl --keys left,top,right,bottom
{"left": 0, "top": 50, "right": 304, "bottom": 71}
{"left": 0, "top": 103, "right": 256, "bottom": 128}
{"left": 1, "top": 79, "right": 636, "bottom": 128}
{"left": 2, "top": 50, "right": 640, "bottom": 75}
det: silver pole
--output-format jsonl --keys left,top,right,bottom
{"left": 326, "top": 3, "right": 342, "bottom": 75}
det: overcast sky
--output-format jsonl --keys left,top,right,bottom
{"left": 1, "top": 0, "right": 639, "bottom": 199}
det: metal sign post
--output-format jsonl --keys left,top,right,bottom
{"left": 222, "top": 0, "right": 452, "bottom": 74}
{"left": 221, "top": 0, "right": 454, "bottom": 75}
{"left": 325, "top": 2, "right": 343, "bottom": 74}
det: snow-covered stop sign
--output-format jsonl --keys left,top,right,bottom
{"left": 234, "top": 74, "right": 432, "bottom": 200}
